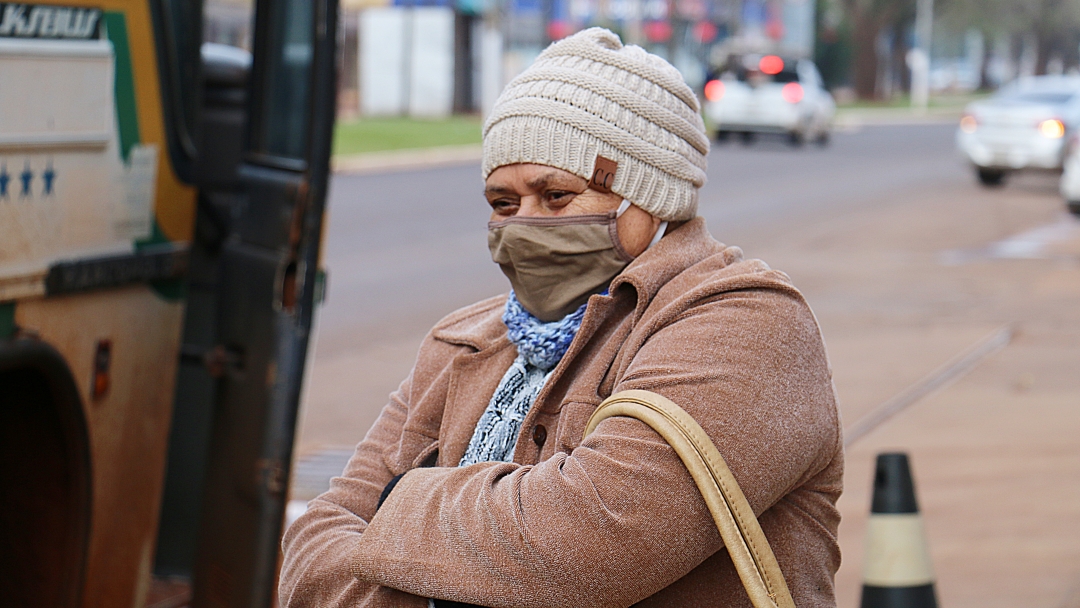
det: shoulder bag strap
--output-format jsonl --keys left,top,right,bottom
{"left": 583, "top": 389, "right": 796, "bottom": 608}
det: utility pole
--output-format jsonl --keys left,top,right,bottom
{"left": 910, "top": 0, "right": 933, "bottom": 112}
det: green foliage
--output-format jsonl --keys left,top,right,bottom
{"left": 937, "top": 0, "right": 1080, "bottom": 73}
{"left": 333, "top": 116, "right": 484, "bottom": 156}
{"left": 0, "top": 303, "right": 14, "bottom": 339}
{"left": 816, "top": 0, "right": 854, "bottom": 89}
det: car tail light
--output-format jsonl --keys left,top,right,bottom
{"left": 781, "top": 82, "right": 803, "bottom": 104}
{"left": 1038, "top": 118, "right": 1065, "bottom": 138}
{"left": 704, "top": 79, "right": 725, "bottom": 102}
{"left": 759, "top": 55, "right": 784, "bottom": 75}
{"left": 959, "top": 114, "right": 978, "bottom": 133}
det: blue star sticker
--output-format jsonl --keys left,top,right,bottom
{"left": 20, "top": 163, "right": 33, "bottom": 197}
{"left": 0, "top": 164, "right": 9, "bottom": 198}
{"left": 43, "top": 162, "right": 56, "bottom": 196}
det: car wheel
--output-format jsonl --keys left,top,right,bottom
{"left": 976, "top": 167, "right": 1007, "bottom": 187}
{"left": 787, "top": 131, "right": 805, "bottom": 147}
{"left": 715, "top": 130, "right": 731, "bottom": 143}
{"left": 815, "top": 130, "right": 831, "bottom": 146}
{"left": 739, "top": 131, "right": 755, "bottom": 145}
{"left": 1068, "top": 200, "right": 1080, "bottom": 217}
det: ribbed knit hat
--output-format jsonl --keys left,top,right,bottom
{"left": 482, "top": 28, "right": 709, "bottom": 221}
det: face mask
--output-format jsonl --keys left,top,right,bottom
{"left": 489, "top": 201, "right": 660, "bottom": 322}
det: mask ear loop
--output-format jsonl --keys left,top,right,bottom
{"left": 648, "top": 221, "right": 668, "bottom": 250}
{"left": 616, "top": 199, "right": 632, "bottom": 217}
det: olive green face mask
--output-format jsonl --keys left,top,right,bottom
{"left": 487, "top": 207, "right": 636, "bottom": 322}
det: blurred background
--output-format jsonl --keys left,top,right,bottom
{"left": 228, "top": 0, "right": 1080, "bottom": 605}
{"left": 204, "top": 0, "right": 1080, "bottom": 119}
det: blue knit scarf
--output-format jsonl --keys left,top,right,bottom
{"left": 503, "top": 290, "right": 588, "bottom": 370}
{"left": 457, "top": 292, "right": 589, "bottom": 467}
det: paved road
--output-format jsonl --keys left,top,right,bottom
{"left": 292, "top": 123, "right": 1080, "bottom": 608}
{"left": 312, "top": 125, "right": 961, "bottom": 357}
{"left": 301, "top": 125, "right": 967, "bottom": 446}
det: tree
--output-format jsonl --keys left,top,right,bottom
{"left": 938, "top": 0, "right": 1080, "bottom": 79}
{"left": 837, "top": 0, "right": 916, "bottom": 99}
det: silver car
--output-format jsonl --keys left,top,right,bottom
{"left": 1060, "top": 132, "right": 1080, "bottom": 215}
{"left": 957, "top": 75, "right": 1080, "bottom": 186}
{"left": 703, "top": 54, "right": 835, "bottom": 146}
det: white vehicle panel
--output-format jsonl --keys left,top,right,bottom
{"left": 1062, "top": 144, "right": 1080, "bottom": 202}
{"left": 957, "top": 76, "right": 1080, "bottom": 173}
{"left": 0, "top": 36, "right": 158, "bottom": 300}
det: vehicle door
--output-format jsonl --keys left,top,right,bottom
{"left": 154, "top": 1, "right": 338, "bottom": 606}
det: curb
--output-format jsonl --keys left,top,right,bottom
{"left": 330, "top": 112, "right": 960, "bottom": 175}
{"left": 333, "top": 143, "right": 483, "bottom": 175}
{"left": 835, "top": 110, "right": 961, "bottom": 129}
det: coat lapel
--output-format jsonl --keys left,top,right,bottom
{"left": 438, "top": 340, "right": 518, "bottom": 467}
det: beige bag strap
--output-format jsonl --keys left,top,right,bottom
{"left": 583, "top": 389, "right": 796, "bottom": 608}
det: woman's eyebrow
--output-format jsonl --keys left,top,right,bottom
{"left": 526, "top": 173, "right": 584, "bottom": 192}
{"left": 484, "top": 185, "right": 517, "bottom": 196}
{"left": 525, "top": 174, "right": 556, "bottom": 191}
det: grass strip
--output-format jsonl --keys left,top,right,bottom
{"left": 333, "top": 116, "right": 483, "bottom": 156}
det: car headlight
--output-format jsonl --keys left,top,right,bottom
{"left": 1038, "top": 118, "right": 1065, "bottom": 138}
{"left": 960, "top": 114, "right": 978, "bottom": 133}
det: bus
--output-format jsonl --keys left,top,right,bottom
{"left": 0, "top": 1, "right": 338, "bottom": 606}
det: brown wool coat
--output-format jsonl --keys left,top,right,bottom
{"left": 280, "top": 218, "right": 844, "bottom": 608}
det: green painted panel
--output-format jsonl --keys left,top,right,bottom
{"left": 104, "top": 12, "right": 140, "bottom": 162}
{"left": 0, "top": 303, "right": 15, "bottom": 339}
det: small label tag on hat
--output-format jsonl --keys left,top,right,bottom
{"left": 590, "top": 155, "right": 618, "bottom": 194}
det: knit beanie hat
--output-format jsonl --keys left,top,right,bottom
{"left": 482, "top": 28, "right": 709, "bottom": 221}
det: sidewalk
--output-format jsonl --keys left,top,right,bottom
{"left": 754, "top": 173, "right": 1080, "bottom": 607}
{"left": 834, "top": 105, "right": 962, "bottom": 129}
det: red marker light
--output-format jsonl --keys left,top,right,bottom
{"left": 92, "top": 339, "right": 112, "bottom": 400}
{"left": 781, "top": 82, "right": 804, "bottom": 103}
{"left": 759, "top": 55, "right": 784, "bottom": 75}
{"left": 704, "top": 79, "right": 725, "bottom": 102}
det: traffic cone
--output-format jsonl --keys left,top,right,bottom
{"left": 859, "top": 453, "right": 939, "bottom": 608}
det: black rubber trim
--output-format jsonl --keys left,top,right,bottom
{"left": 860, "top": 583, "right": 939, "bottom": 608}
{"left": 45, "top": 244, "right": 188, "bottom": 296}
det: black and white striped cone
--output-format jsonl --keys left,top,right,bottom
{"left": 859, "top": 453, "right": 939, "bottom": 608}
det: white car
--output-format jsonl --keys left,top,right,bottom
{"left": 957, "top": 75, "right": 1080, "bottom": 186}
{"left": 1061, "top": 133, "right": 1080, "bottom": 215}
{"left": 703, "top": 55, "right": 835, "bottom": 146}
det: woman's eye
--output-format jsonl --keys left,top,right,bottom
{"left": 490, "top": 199, "right": 519, "bottom": 213}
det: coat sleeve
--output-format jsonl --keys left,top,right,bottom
{"left": 278, "top": 369, "right": 429, "bottom": 608}
{"left": 351, "top": 287, "right": 839, "bottom": 608}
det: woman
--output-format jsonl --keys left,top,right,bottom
{"left": 281, "top": 28, "right": 842, "bottom": 608}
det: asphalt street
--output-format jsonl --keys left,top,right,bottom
{"left": 292, "top": 122, "right": 1080, "bottom": 608}
{"left": 310, "top": 124, "right": 960, "bottom": 357}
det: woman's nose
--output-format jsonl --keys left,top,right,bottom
{"left": 514, "top": 196, "right": 546, "bottom": 217}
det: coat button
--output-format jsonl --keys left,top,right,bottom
{"left": 532, "top": 424, "right": 547, "bottom": 447}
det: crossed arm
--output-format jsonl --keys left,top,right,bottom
{"left": 279, "top": 292, "right": 836, "bottom": 608}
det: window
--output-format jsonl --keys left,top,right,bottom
{"left": 251, "top": 0, "right": 314, "bottom": 162}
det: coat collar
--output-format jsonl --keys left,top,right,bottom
{"left": 610, "top": 218, "right": 725, "bottom": 317}
{"left": 430, "top": 294, "right": 511, "bottom": 352}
